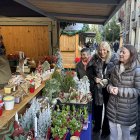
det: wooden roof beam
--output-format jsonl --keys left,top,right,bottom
{"left": 44, "top": 12, "right": 108, "bottom": 20}
{"left": 44, "top": 0, "right": 119, "bottom": 5}
{"left": 57, "top": 19, "right": 104, "bottom": 25}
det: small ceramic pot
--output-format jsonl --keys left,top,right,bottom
{"left": 29, "top": 87, "right": 35, "bottom": 93}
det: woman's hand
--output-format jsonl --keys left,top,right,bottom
{"left": 112, "top": 87, "right": 118, "bottom": 95}
{"left": 95, "top": 77, "right": 102, "bottom": 84}
{"left": 109, "top": 86, "right": 118, "bottom": 95}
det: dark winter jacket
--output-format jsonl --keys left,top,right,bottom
{"left": 0, "top": 44, "right": 6, "bottom": 55}
{"left": 92, "top": 53, "right": 118, "bottom": 105}
{"left": 137, "top": 96, "right": 140, "bottom": 140}
{"left": 0, "top": 55, "right": 11, "bottom": 87}
{"left": 76, "top": 57, "right": 96, "bottom": 93}
{"left": 107, "top": 61, "right": 140, "bottom": 126}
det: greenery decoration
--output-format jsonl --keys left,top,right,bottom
{"left": 14, "top": 135, "right": 26, "bottom": 140}
{"left": 60, "top": 74, "right": 76, "bottom": 93}
{"left": 37, "top": 105, "right": 52, "bottom": 138}
{"left": 19, "top": 98, "right": 41, "bottom": 132}
{"left": 51, "top": 70, "right": 62, "bottom": 82}
{"left": 61, "top": 24, "right": 89, "bottom": 36}
{"left": 43, "top": 78, "right": 61, "bottom": 100}
{"left": 68, "top": 118, "right": 82, "bottom": 135}
{"left": 0, "top": 122, "right": 14, "bottom": 139}
{"left": 51, "top": 126, "right": 67, "bottom": 139}
{"left": 52, "top": 70, "right": 76, "bottom": 93}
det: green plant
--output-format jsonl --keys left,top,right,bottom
{"left": 0, "top": 122, "right": 14, "bottom": 139}
{"left": 14, "top": 135, "right": 26, "bottom": 140}
{"left": 68, "top": 118, "right": 82, "bottom": 135}
{"left": 51, "top": 70, "right": 62, "bottom": 83}
{"left": 51, "top": 126, "right": 67, "bottom": 139}
{"left": 83, "top": 107, "right": 88, "bottom": 121}
{"left": 52, "top": 105, "right": 68, "bottom": 127}
{"left": 51, "top": 108, "right": 68, "bottom": 139}
{"left": 60, "top": 74, "right": 76, "bottom": 93}
{"left": 43, "top": 78, "right": 60, "bottom": 100}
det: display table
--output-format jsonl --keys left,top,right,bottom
{"left": 80, "top": 114, "right": 92, "bottom": 140}
{"left": 0, "top": 83, "right": 45, "bottom": 129}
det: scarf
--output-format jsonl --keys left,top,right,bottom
{"left": 82, "top": 56, "right": 92, "bottom": 70}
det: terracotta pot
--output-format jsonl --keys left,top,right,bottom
{"left": 0, "top": 107, "right": 3, "bottom": 116}
{"left": 46, "top": 127, "right": 51, "bottom": 140}
{"left": 54, "top": 133, "right": 68, "bottom": 140}
{"left": 54, "top": 136, "right": 60, "bottom": 140}
{"left": 73, "top": 130, "right": 81, "bottom": 137}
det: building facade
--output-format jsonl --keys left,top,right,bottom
{"left": 117, "top": 0, "right": 140, "bottom": 51}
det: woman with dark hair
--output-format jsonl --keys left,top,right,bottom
{"left": 137, "top": 96, "right": 140, "bottom": 140}
{"left": 107, "top": 45, "right": 140, "bottom": 140}
{"left": 76, "top": 48, "right": 95, "bottom": 81}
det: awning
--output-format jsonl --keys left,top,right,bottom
{"left": 1, "top": 0, "right": 127, "bottom": 25}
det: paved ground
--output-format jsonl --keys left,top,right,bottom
{"left": 92, "top": 105, "right": 137, "bottom": 140}
{"left": 93, "top": 126, "right": 137, "bottom": 140}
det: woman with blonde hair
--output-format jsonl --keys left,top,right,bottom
{"left": 92, "top": 41, "right": 118, "bottom": 138}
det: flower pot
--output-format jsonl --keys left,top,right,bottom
{"left": 0, "top": 100, "right": 3, "bottom": 116}
{"left": 0, "top": 107, "right": 3, "bottom": 116}
{"left": 73, "top": 130, "right": 81, "bottom": 137}
{"left": 70, "top": 136, "right": 80, "bottom": 140}
{"left": 3, "top": 96, "right": 15, "bottom": 110}
{"left": 46, "top": 127, "right": 51, "bottom": 140}
{"left": 54, "top": 133, "right": 68, "bottom": 140}
{"left": 29, "top": 87, "right": 35, "bottom": 93}
{"left": 54, "top": 136, "right": 59, "bottom": 140}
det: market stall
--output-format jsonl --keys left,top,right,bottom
{"left": 0, "top": 83, "right": 45, "bottom": 129}
{"left": 0, "top": 50, "right": 92, "bottom": 140}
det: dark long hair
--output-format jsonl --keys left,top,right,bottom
{"left": 123, "top": 44, "right": 138, "bottom": 65}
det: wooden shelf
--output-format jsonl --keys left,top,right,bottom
{"left": 0, "top": 83, "right": 45, "bottom": 129}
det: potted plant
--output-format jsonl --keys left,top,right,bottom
{"left": 43, "top": 78, "right": 60, "bottom": 101}
{"left": 51, "top": 70, "right": 62, "bottom": 83}
{"left": 60, "top": 74, "right": 76, "bottom": 93}
{"left": 68, "top": 118, "right": 82, "bottom": 137}
{"left": 83, "top": 107, "right": 88, "bottom": 123}
{"left": 51, "top": 126, "right": 67, "bottom": 140}
{"left": 29, "top": 79, "right": 35, "bottom": 93}
{"left": 69, "top": 89, "right": 80, "bottom": 103}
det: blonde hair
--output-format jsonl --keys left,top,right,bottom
{"left": 97, "top": 41, "right": 112, "bottom": 63}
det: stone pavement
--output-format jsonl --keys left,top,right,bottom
{"left": 93, "top": 125, "right": 137, "bottom": 140}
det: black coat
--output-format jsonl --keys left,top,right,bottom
{"left": 92, "top": 54, "right": 118, "bottom": 105}
{"left": 137, "top": 97, "right": 140, "bottom": 140}
{"left": 76, "top": 57, "right": 96, "bottom": 93}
